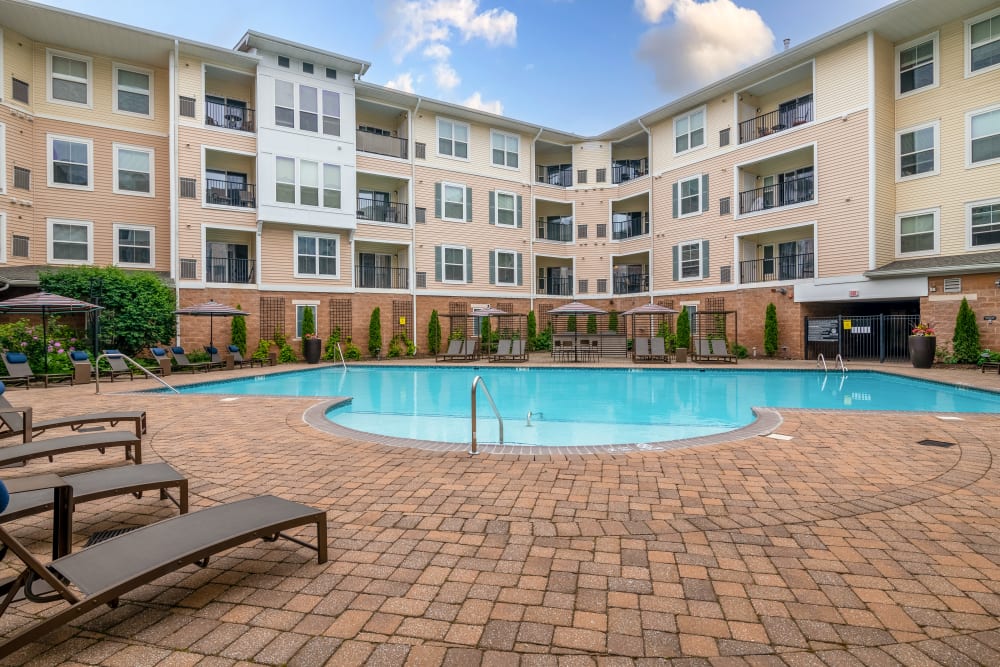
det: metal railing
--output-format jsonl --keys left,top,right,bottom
{"left": 539, "top": 220, "right": 573, "bottom": 242}
{"left": 835, "top": 354, "right": 847, "bottom": 374}
{"left": 540, "top": 277, "right": 573, "bottom": 296}
{"left": 95, "top": 352, "right": 178, "bottom": 394}
{"left": 205, "top": 255, "right": 254, "bottom": 284}
{"left": 738, "top": 175, "right": 814, "bottom": 214}
{"left": 537, "top": 167, "right": 572, "bottom": 187}
{"left": 738, "top": 100, "right": 813, "bottom": 143}
{"left": 739, "top": 252, "right": 814, "bottom": 284}
{"left": 356, "top": 198, "right": 408, "bottom": 224}
{"left": 334, "top": 342, "right": 346, "bottom": 371}
{"left": 613, "top": 274, "right": 649, "bottom": 294}
{"left": 205, "top": 101, "right": 255, "bottom": 132}
{"left": 356, "top": 130, "right": 408, "bottom": 159}
{"left": 611, "top": 159, "right": 648, "bottom": 184}
{"left": 470, "top": 375, "right": 503, "bottom": 455}
{"left": 611, "top": 215, "right": 648, "bottom": 240}
{"left": 204, "top": 179, "right": 256, "bottom": 208}
{"left": 355, "top": 266, "right": 409, "bottom": 289}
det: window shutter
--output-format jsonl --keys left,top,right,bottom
{"left": 516, "top": 195, "right": 523, "bottom": 228}
{"left": 434, "top": 246, "right": 442, "bottom": 282}
{"left": 701, "top": 240, "right": 710, "bottom": 278}
{"left": 701, "top": 174, "right": 709, "bottom": 212}
{"left": 672, "top": 245, "right": 679, "bottom": 281}
{"left": 516, "top": 253, "right": 523, "bottom": 286}
{"left": 489, "top": 251, "right": 496, "bottom": 284}
{"left": 672, "top": 182, "right": 679, "bottom": 218}
{"left": 488, "top": 190, "right": 496, "bottom": 225}
{"left": 465, "top": 187, "right": 473, "bottom": 222}
{"left": 466, "top": 248, "right": 473, "bottom": 283}
{"left": 434, "top": 183, "right": 442, "bottom": 218}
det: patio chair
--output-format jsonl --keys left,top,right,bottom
{"left": 649, "top": 337, "right": 671, "bottom": 363}
{"left": 1, "top": 352, "right": 73, "bottom": 389}
{"left": 511, "top": 339, "right": 529, "bottom": 362}
{"left": 170, "top": 346, "right": 211, "bottom": 373}
{"left": 203, "top": 346, "right": 228, "bottom": 370}
{"left": 0, "top": 491, "right": 327, "bottom": 658}
{"left": 436, "top": 339, "right": 465, "bottom": 362}
{"left": 0, "top": 429, "right": 141, "bottom": 468}
{"left": 690, "top": 339, "right": 713, "bottom": 362}
{"left": 149, "top": 347, "right": 172, "bottom": 376}
{"left": 709, "top": 339, "right": 738, "bottom": 364}
{"left": 633, "top": 337, "right": 651, "bottom": 362}
{"left": 0, "top": 380, "right": 146, "bottom": 442}
{"left": 101, "top": 350, "right": 136, "bottom": 381}
{"left": 228, "top": 345, "right": 262, "bottom": 368}
{"left": 70, "top": 351, "right": 95, "bottom": 385}
{"left": 490, "top": 339, "right": 512, "bottom": 362}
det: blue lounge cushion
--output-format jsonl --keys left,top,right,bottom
{"left": 0, "top": 480, "right": 8, "bottom": 514}
{"left": 151, "top": 347, "right": 167, "bottom": 357}
{"left": 206, "top": 346, "right": 218, "bottom": 354}
{"left": 0, "top": 380, "right": 5, "bottom": 395}
{"left": 228, "top": 345, "right": 239, "bottom": 353}
{"left": 104, "top": 349, "right": 121, "bottom": 356}
{"left": 171, "top": 347, "right": 184, "bottom": 355}
{"left": 5, "top": 352, "right": 28, "bottom": 364}
{"left": 70, "top": 350, "right": 90, "bottom": 361}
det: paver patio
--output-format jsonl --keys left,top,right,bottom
{"left": 1, "top": 359, "right": 999, "bottom": 665}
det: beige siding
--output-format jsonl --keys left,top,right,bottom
{"left": 815, "top": 35, "right": 869, "bottom": 118}
{"left": 176, "top": 54, "right": 255, "bottom": 130}
{"left": 412, "top": 112, "right": 530, "bottom": 183}
{"left": 573, "top": 141, "right": 610, "bottom": 187}
{"left": 651, "top": 98, "right": 732, "bottom": 175}
{"left": 259, "top": 223, "right": 351, "bottom": 287}
{"left": 1, "top": 111, "right": 35, "bottom": 263}
{"left": 357, "top": 153, "right": 411, "bottom": 178}
{"left": 2, "top": 28, "right": 33, "bottom": 108}
{"left": 873, "top": 34, "right": 898, "bottom": 268}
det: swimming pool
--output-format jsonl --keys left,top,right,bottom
{"left": 169, "top": 366, "right": 1000, "bottom": 447}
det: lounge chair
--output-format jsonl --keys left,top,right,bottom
{"left": 228, "top": 345, "right": 262, "bottom": 368}
{"left": 101, "top": 350, "right": 136, "bottom": 381}
{"left": 0, "top": 381, "right": 146, "bottom": 442}
{"left": 633, "top": 337, "right": 651, "bottom": 362}
{"left": 203, "top": 346, "right": 228, "bottom": 370}
{"left": 0, "top": 491, "right": 327, "bottom": 658}
{"left": 0, "top": 429, "right": 141, "bottom": 467}
{"left": 490, "top": 339, "right": 512, "bottom": 362}
{"left": 709, "top": 339, "right": 738, "bottom": 363}
{"left": 150, "top": 347, "right": 172, "bottom": 376}
{"left": 436, "top": 339, "right": 464, "bottom": 362}
{"left": 690, "top": 339, "right": 713, "bottom": 362}
{"left": 170, "top": 346, "right": 211, "bottom": 373}
{"left": 70, "top": 351, "right": 95, "bottom": 385}
{"left": 1, "top": 352, "right": 73, "bottom": 389}
{"left": 649, "top": 337, "right": 672, "bottom": 363}
{"left": 511, "top": 339, "right": 528, "bottom": 362}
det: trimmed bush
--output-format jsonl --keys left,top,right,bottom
{"left": 527, "top": 310, "right": 537, "bottom": 350}
{"left": 230, "top": 304, "right": 247, "bottom": 356}
{"left": 607, "top": 311, "right": 618, "bottom": 333}
{"left": 566, "top": 314, "right": 577, "bottom": 333}
{"left": 764, "top": 303, "right": 779, "bottom": 357}
{"left": 586, "top": 314, "right": 598, "bottom": 334}
{"left": 427, "top": 310, "right": 442, "bottom": 355}
{"left": 368, "top": 307, "right": 382, "bottom": 358}
{"left": 675, "top": 309, "right": 691, "bottom": 350}
{"left": 952, "top": 297, "right": 981, "bottom": 363}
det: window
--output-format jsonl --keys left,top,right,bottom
{"left": 299, "top": 86, "right": 318, "bottom": 132}
{"left": 679, "top": 176, "right": 701, "bottom": 217}
{"left": 491, "top": 130, "right": 518, "bottom": 168}
{"left": 295, "top": 232, "right": 338, "bottom": 278}
{"left": 896, "top": 34, "right": 937, "bottom": 97}
{"left": 12, "top": 235, "right": 28, "bottom": 258}
{"left": 48, "top": 219, "right": 91, "bottom": 264}
{"left": 302, "top": 62, "right": 314, "bottom": 74}
{"left": 14, "top": 166, "right": 30, "bottom": 190}
{"left": 47, "top": 135, "right": 92, "bottom": 190}
{"left": 966, "top": 8, "right": 1000, "bottom": 76}
{"left": 674, "top": 107, "right": 705, "bottom": 154}
{"left": 114, "top": 144, "right": 154, "bottom": 195}
{"left": 114, "top": 224, "right": 153, "bottom": 266}
{"left": 442, "top": 183, "right": 466, "bottom": 221}
{"left": 114, "top": 64, "right": 152, "bottom": 116}
{"left": 322, "top": 91, "right": 340, "bottom": 136}
{"left": 438, "top": 118, "right": 469, "bottom": 158}
{"left": 179, "top": 177, "right": 196, "bottom": 198}
{"left": 275, "top": 80, "right": 294, "bottom": 128}
{"left": 12, "top": 78, "right": 29, "bottom": 104}
{"left": 179, "top": 96, "right": 195, "bottom": 117}
{"left": 277, "top": 55, "right": 290, "bottom": 68}
{"left": 897, "top": 122, "right": 938, "bottom": 180}
{"left": 300, "top": 161, "right": 319, "bottom": 206}
{"left": 969, "top": 199, "right": 1000, "bottom": 248}
{"left": 495, "top": 191, "right": 516, "bottom": 227}
{"left": 276, "top": 157, "right": 295, "bottom": 203}
{"left": 968, "top": 106, "right": 1000, "bottom": 167}
{"left": 295, "top": 304, "right": 318, "bottom": 338}
{"left": 47, "top": 50, "right": 91, "bottom": 107}
{"left": 326, "top": 67, "right": 337, "bottom": 79}
{"left": 323, "top": 164, "right": 341, "bottom": 208}
{"left": 495, "top": 251, "right": 516, "bottom": 285}
{"left": 896, "top": 209, "right": 938, "bottom": 256}
{"left": 679, "top": 241, "right": 701, "bottom": 279}
{"left": 443, "top": 246, "right": 466, "bottom": 282}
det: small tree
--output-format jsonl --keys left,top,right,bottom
{"left": 368, "top": 307, "right": 382, "bottom": 358}
{"left": 300, "top": 306, "right": 315, "bottom": 354}
{"left": 480, "top": 317, "right": 493, "bottom": 354}
{"left": 764, "top": 303, "right": 779, "bottom": 357}
{"left": 566, "top": 314, "right": 577, "bottom": 333}
{"left": 231, "top": 304, "right": 247, "bottom": 355}
{"left": 527, "top": 310, "right": 537, "bottom": 350}
{"left": 607, "top": 311, "right": 618, "bottom": 333}
{"left": 427, "top": 310, "right": 442, "bottom": 355}
{"left": 675, "top": 308, "right": 691, "bottom": 350}
{"left": 586, "top": 314, "right": 598, "bottom": 334}
{"left": 952, "top": 297, "right": 981, "bottom": 363}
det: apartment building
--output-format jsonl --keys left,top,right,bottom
{"left": 1, "top": 0, "right": 998, "bottom": 358}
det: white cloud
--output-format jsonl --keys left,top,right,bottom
{"left": 637, "top": 0, "right": 774, "bottom": 94}
{"left": 434, "top": 62, "right": 461, "bottom": 90}
{"left": 461, "top": 92, "right": 503, "bottom": 115}
{"left": 423, "top": 43, "right": 452, "bottom": 60}
{"left": 385, "top": 72, "right": 416, "bottom": 93}
{"left": 635, "top": 0, "right": 676, "bottom": 23}
{"left": 386, "top": 0, "right": 517, "bottom": 62}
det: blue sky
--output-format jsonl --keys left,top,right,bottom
{"left": 46, "top": 0, "right": 896, "bottom": 134}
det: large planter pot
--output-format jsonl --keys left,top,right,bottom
{"left": 908, "top": 336, "right": 936, "bottom": 369}
{"left": 303, "top": 337, "right": 322, "bottom": 364}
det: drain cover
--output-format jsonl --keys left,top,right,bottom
{"left": 84, "top": 526, "right": 138, "bottom": 547}
{"left": 916, "top": 439, "right": 955, "bottom": 448}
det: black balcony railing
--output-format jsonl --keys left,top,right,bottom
{"left": 611, "top": 214, "right": 648, "bottom": 240}
{"left": 613, "top": 274, "right": 649, "bottom": 294}
{"left": 356, "top": 130, "right": 408, "bottom": 159}
{"left": 205, "top": 255, "right": 254, "bottom": 284}
{"left": 611, "top": 159, "right": 648, "bottom": 184}
{"left": 357, "top": 198, "right": 408, "bottom": 224}
{"left": 205, "top": 101, "right": 255, "bottom": 132}
{"left": 739, "top": 174, "right": 814, "bottom": 214}
{"left": 541, "top": 277, "right": 573, "bottom": 296}
{"left": 205, "top": 179, "right": 256, "bottom": 208}
{"left": 355, "top": 266, "right": 409, "bottom": 289}
{"left": 539, "top": 220, "right": 573, "bottom": 242}
{"left": 739, "top": 252, "right": 814, "bottom": 284}
{"left": 738, "top": 100, "right": 813, "bottom": 144}
{"left": 537, "top": 166, "right": 572, "bottom": 187}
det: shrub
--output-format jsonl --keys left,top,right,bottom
{"left": 300, "top": 306, "right": 315, "bottom": 354}
{"left": 532, "top": 324, "right": 552, "bottom": 351}
{"left": 251, "top": 339, "right": 272, "bottom": 362}
{"left": 657, "top": 321, "right": 677, "bottom": 352}
{"left": 0, "top": 318, "right": 81, "bottom": 374}
{"left": 388, "top": 333, "right": 406, "bottom": 358}
{"left": 526, "top": 310, "right": 537, "bottom": 350}
{"left": 952, "top": 297, "right": 981, "bottom": 363}
{"left": 566, "top": 314, "right": 577, "bottom": 333}
{"left": 343, "top": 337, "right": 362, "bottom": 360}
{"left": 734, "top": 343, "right": 749, "bottom": 359}
{"left": 607, "top": 311, "right": 618, "bottom": 333}
{"left": 764, "top": 303, "right": 779, "bottom": 357}
{"left": 368, "top": 307, "right": 382, "bottom": 358}
{"left": 586, "top": 314, "right": 597, "bottom": 334}
{"left": 278, "top": 339, "right": 297, "bottom": 363}
{"left": 231, "top": 304, "right": 247, "bottom": 356}
{"left": 427, "top": 310, "right": 442, "bottom": 355}
{"left": 675, "top": 309, "right": 691, "bottom": 350}
{"left": 322, "top": 327, "right": 343, "bottom": 361}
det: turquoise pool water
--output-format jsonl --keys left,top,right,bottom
{"left": 169, "top": 367, "right": 1000, "bottom": 447}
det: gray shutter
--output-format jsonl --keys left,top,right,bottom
{"left": 489, "top": 251, "right": 496, "bottom": 284}
{"left": 701, "top": 174, "right": 709, "bottom": 212}
{"left": 672, "top": 245, "right": 679, "bottom": 281}
{"left": 466, "top": 248, "right": 473, "bottom": 283}
{"left": 488, "top": 190, "right": 496, "bottom": 225}
{"left": 516, "top": 195, "right": 523, "bottom": 228}
{"left": 516, "top": 253, "right": 523, "bottom": 285}
{"left": 701, "top": 240, "right": 710, "bottom": 278}
{"left": 434, "top": 246, "right": 442, "bottom": 282}
{"left": 465, "top": 187, "right": 473, "bottom": 222}
{"left": 672, "top": 182, "right": 678, "bottom": 218}
{"left": 434, "top": 183, "right": 442, "bottom": 218}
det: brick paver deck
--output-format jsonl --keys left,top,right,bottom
{"left": 1, "top": 359, "right": 999, "bottom": 665}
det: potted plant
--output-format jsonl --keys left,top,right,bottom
{"left": 908, "top": 322, "right": 936, "bottom": 369}
{"left": 303, "top": 333, "right": 322, "bottom": 364}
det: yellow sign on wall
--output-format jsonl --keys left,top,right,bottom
{"left": 399, "top": 317, "right": 406, "bottom": 325}
{"left": 843, "top": 319, "right": 852, "bottom": 329}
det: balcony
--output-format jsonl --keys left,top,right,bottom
{"left": 357, "top": 197, "right": 408, "bottom": 224}
{"left": 611, "top": 212, "right": 648, "bottom": 241}
{"left": 356, "top": 129, "right": 408, "bottom": 159}
{"left": 738, "top": 98, "right": 812, "bottom": 144}
{"left": 537, "top": 165, "right": 572, "bottom": 187}
{"left": 612, "top": 159, "right": 648, "bottom": 184}
{"left": 613, "top": 274, "right": 649, "bottom": 295}
{"left": 205, "top": 255, "right": 254, "bottom": 284}
{"left": 538, "top": 217, "right": 573, "bottom": 242}
{"left": 206, "top": 99, "right": 255, "bottom": 133}
{"left": 205, "top": 179, "right": 256, "bottom": 208}
{"left": 355, "top": 266, "right": 409, "bottom": 289}
{"left": 739, "top": 174, "right": 813, "bottom": 214}
{"left": 740, "top": 252, "right": 814, "bottom": 284}
{"left": 541, "top": 277, "right": 573, "bottom": 296}
{"left": 736, "top": 62, "right": 813, "bottom": 144}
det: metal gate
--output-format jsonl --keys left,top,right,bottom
{"left": 805, "top": 314, "right": 919, "bottom": 362}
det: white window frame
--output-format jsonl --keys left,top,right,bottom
{"left": 495, "top": 190, "right": 517, "bottom": 227}
{"left": 966, "top": 197, "right": 1000, "bottom": 250}
{"left": 294, "top": 302, "right": 320, "bottom": 340}
{"left": 895, "top": 207, "right": 939, "bottom": 258}
{"left": 46, "top": 48, "right": 92, "bottom": 108}
{"left": 0, "top": 123, "right": 5, "bottom": 195}
{"left": 678, "top": 240, "right": 703, "bottom": 281}
{"left": 442, "top": 244, "right": 467, "bottom": 283}
{"left": 299, "top": 160, "right": 319, "bottom": 206}
{"left": 323, "top": 163, "right": 341, "bottom": 209}
{"left": 46, "top": 134, "right": 93, "bottom": 191}
{"left": 274, "top": 79, "right": 295, "bottom": 128}
{"left": 673, "top": 106, "right": 706, "bottom": 156}
{"left": 895, "top": 121, "right": 939, "bottom": 182}
{"left": 490, "top": 130, "right": 519, "bottom": 169}
{"left": 275, "top": 156, "right": 296, "bottom": 204}
{"left": 495, "top": 249, "right": 516, "bottom": 286}
{"left": 677, "top": 176, "right": 701, "bottom": 219}
{"left": 112, "top": 63, "right": 154, "bottom": 118}
{"left": 113, "top": 223, "right": 155, "bottom": 268}
{"left": 47, "top": 218, "right": 93, "bottom": 265}
{"left": 894, "top": 32, "right": 939, "bottom": 99}
{"left": 965, "top": 7, "right": 1000, "bottom": 78}
{"left": 293, "top": 231, "right": 339, "bottom": 279}
{"left": 442, "top": 182, "right": 467, "bottom": 222}
{"left": 322, "top": 90, "right": 341, "bottom": 137}
{"left": 966, "top": 104, "right": 1000, "bottom": 169}
{"left": 437, "top": 117, "right": 470, "bottom": 160}
{"left": 112, "top": 143, "right": 155, "bottom": 197}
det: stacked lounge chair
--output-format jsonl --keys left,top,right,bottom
{"left": 2, "top": 352, "right": 74, "bottom": 389}
{"left": 228, "top": 345, "right": 262, "bottom": 368}
{"left": 170, "top": 346, "right": 211, "bottom": 373}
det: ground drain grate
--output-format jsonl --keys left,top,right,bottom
{"left": 916, "top": 439, "right": 955, "bottom": 448}
{"left": 84, "top": 526, "right": 139, "bottom": 547}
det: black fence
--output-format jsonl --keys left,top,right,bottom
{"left": 805, "top": 314, "right": 919, "bottom": 362}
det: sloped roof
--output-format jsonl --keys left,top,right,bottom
{"left": 865, "top": 251, "right": 1000, "bottom": 278}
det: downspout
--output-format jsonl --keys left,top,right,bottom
{"left": 170, "top": 41, "right": 181, "bottom": 341}
{"left": 410, "top": 97, "right": 422, "bottom": 349}
{"left": 867, "top": 31, "right": 876, "bottom": 271}
{"left": 529, "top": 126, "right": 543, "bottom": 311}
{"left": 637, "top": 118, "right": 653, "bottom": 304}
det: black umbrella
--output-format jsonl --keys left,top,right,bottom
{"left": 0, "top": 291, "right": 102, "bottom": 373}
{"left": 174, "top": 301, "right": 250, "bottom": 349}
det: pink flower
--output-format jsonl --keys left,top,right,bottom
{"left": 20, "top": 342, "right": 27, "bottom": 347}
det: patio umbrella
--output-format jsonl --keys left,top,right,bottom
{"left": 0, "top": 291, "right": 103, "bottom": 373}
{"left": 621, "top": 302, "right": 679, "bottom": 339}
{"left": 470, "top": 306, "right": 508, "bottom": 354}
{"left": 174, "top": 301, "right": 250, "bottom": 349}
{"left": 547, "top": 301, "right": 606, "bottom": 361}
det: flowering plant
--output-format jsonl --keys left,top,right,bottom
{"left": 911, "top": 322, "right": 935, "bottom": 336}
{"left": 303, "top": 333, "right": 318, "bottom": 340}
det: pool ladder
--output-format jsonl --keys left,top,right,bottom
{"left": 470, "top": 375, "right": 503, "bottom": 455}
{"left": 817, "top": 353, "right": 848, "bottom": 374}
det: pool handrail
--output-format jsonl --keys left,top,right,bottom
{"left": 817, "top": 353, "right": 827, "bottom": 373}
{"left": 334, "top": 342, "right": 347, "bottom": 371}
{"left": 95, "top": 352, "right": 179, "bottom": 394}
{"left": 835, "top": 354, "right": 848, "bottom": 374}
{"left": 470, "top": 375, "right": 503, "bottom": 454}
